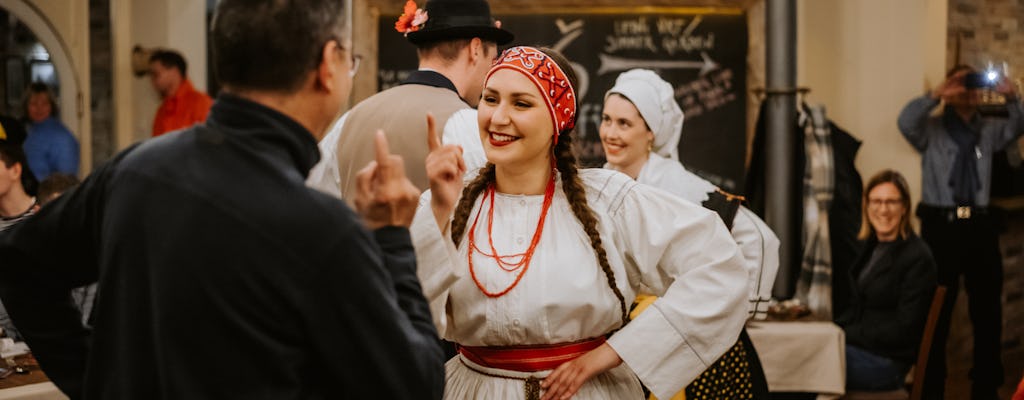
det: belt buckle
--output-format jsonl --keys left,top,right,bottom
{"left": 956, "top": 206, "right": 972, "bottom": 219}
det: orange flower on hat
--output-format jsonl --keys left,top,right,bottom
{"left": 395, "top": 0, "right": 428, "bottom": 36}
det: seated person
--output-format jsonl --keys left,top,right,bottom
{"left": 0, "top": 133, "right": 40, "bottom": 340}
{"left": 22, "top": 82, "right": 80, "bottom": 179}
{"left": 836, "top": 169, "right": 937, "bottom": 391}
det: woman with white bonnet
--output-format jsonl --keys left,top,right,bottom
{"left": 601, "top": 69, "right": 780, "bottom": 400}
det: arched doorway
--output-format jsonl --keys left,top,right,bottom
{"left": 0, "top": 0, "right": 84, "bottom": 167}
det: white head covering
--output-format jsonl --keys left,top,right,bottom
{"left": 604, "top": 69, "right": 684, "bottom": 160}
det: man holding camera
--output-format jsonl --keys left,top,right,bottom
{"left": 898, "top": 66, "right": 1023, "bottom": 400}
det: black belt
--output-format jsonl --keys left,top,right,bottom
{"left": 916, "top": 203, "right": 989, "bottom": 221}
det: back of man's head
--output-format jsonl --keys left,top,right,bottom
{"left": 417, "top": 39, "right": 488, "bottom": 65}
{"left": 212, "top": 0, "right": 349, "bottom": 94}
{"left": 149, "top": 50, "right": 188, "bottom": 77}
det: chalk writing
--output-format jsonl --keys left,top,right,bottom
{"left": 675, "top": 68, "right": 736, "bottom": 119}
{"left": 604, "top": 35, "right": 659, "bottom": 53}
{"left": 605, "top": 16, "right": 715, "bottom": 55}
{"left": 614, "top": 17, "right": 649, "bottom": 35}
{"left": 661, "top": 32, "right": 715, "bottom": 55}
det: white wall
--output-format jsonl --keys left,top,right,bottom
{"left": 797, "top": 0, "right": 947, "bottom": 210}
{"left": 113, "top": 0, "right": 207, "bottom": 147}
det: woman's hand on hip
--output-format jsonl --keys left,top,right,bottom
{"left": 540, "top": 343, "right": 623, "bottom": 400}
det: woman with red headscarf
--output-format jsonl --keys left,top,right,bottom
{"left": 413, "top": 46, "right": 748, "bottom": 400}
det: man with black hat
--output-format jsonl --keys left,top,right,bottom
{"left": 308, "top": 0, "right": 513, "bottom": 200}
{"left": 0, "top": 0, "right": 444, "bottom": 398}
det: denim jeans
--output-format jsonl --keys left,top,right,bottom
{"left": 846, "top": 344, "right": 908, "bottom": 391}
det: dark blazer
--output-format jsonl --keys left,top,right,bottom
{"left": 835, "top": 234, "right": 937, "bottom": 365}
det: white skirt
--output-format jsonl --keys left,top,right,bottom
{"left": 444, "top": 354, "right": 645, "bottom": 399}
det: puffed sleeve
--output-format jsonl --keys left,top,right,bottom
{"left": 409, "top": 190, "right": 464, "bottom": 337}
{"left": 441, "top": 109, "right": 488, "bottom": 173}
{"left": 731, "top": 206, "right": 781, "bottom": 319}
{"left": 596, "top": 172, "right": 749, "bottom": 400}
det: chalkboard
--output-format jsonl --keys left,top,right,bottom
{"left": 377, "top": 9, "right": 748, "bottom": 192}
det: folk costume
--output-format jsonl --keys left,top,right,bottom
{"left": 604, "top": 69, "right": 778, "bottom": 399}
{"left": 412, "top": 47, "right": 749, "bottom": 400}
{"left": 308, "top": 0, "right": 512, "bottom": 200}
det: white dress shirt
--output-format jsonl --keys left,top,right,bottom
{"left": 307, "top": 109, "right": 486, "bottom": 198}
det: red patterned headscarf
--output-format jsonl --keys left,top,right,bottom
{"left": 485, "top": 46, "right": 577, "bottom": 145}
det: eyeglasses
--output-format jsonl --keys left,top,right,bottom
{"left": 867, "top": 198, "right": 903, "bottom": 209}
{"left": 326, "top": 38, "right": 362, "bottom": 78}
{"left": 349, "top": 54, "right": 362, "bottom": 78}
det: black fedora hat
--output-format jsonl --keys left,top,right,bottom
{"left": 404, "top": 0, "right": 513, "bottom": 46}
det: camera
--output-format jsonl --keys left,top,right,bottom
{"left": 964, "top": 70, "right": 1000, "bottom": 89}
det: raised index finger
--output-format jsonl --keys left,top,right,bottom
{"left": 426, "top": 113, "right": 441, "bottom": 151}
{"left": 374, "top": 130, "right": 390, "bottom": 169}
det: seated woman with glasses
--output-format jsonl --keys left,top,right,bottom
{"left": 835, "top": 169, "right": 937, "bottom": 391}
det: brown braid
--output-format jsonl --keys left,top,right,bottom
{"left": 451, "top": 163, "right": 496, "bottom": 245}
{"left": 553, "top": 132, "right": 630, "bottom": 328}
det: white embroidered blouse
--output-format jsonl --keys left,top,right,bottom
{"left": 411, "top": 168, "right": 748, "bottom": 399}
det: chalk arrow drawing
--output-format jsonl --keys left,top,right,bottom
{"left": 597, "top": 51, "right": 719, "bottom": 76}
{"left": 555, "top": 18, "right": 584, "bottom": 34}
{"left": 552, "top": 19, "right": 584, "bottom": 53}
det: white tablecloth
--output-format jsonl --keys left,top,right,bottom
{"left": 0, "top": 383, "right": 66, "bottom": 400}
{"left": 746, "top": 320, "right": 846, "bottom": 397}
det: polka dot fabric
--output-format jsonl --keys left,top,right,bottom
{"left": 682, "top": 340, "right": 756, "bottom": 400}
{"left": 631, "top": 295, "right": 763, "bottom": 400}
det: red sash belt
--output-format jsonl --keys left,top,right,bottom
{"left": 457, "top": 337, "right": 606, "bottom": 372}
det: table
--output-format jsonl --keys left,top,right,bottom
{"left": 746, "top": 320, "right": 846, "bottom": 399}
{"left": 0, "top": 355, "right": 66, "bottom": 400}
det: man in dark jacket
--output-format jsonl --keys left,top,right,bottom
{"left": 0, "top": 1, "right": 445, "bottom": 399}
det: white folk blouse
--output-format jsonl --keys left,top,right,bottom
{"left": 633, "top": 155, "right": 781, "bottom": 319}
{"left": 411, "top": 168, "right": 748, "bottom": 399}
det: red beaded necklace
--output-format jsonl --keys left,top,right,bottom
{"left": 468, "top": 172, "right": 556, "bottom": 298}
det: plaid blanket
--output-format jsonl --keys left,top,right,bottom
{"left": 795, "top": 105, "right": 835, "bottom": 319}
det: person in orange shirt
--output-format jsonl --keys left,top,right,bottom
{"left": 149, "top": 49, "right": 213, "bottom": 136}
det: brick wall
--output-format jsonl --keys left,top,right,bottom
{"left": 942, "top": 207, "right": 1024, "bottom": 399}
{"left": 948, "top": 0, "right": 1024, "bottom": 80}
{"left": 946, "top": 1, "right": 1024, "bottom": 397}
{"left": 996, "top": 211, "right": 1024, "bottom": 398}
